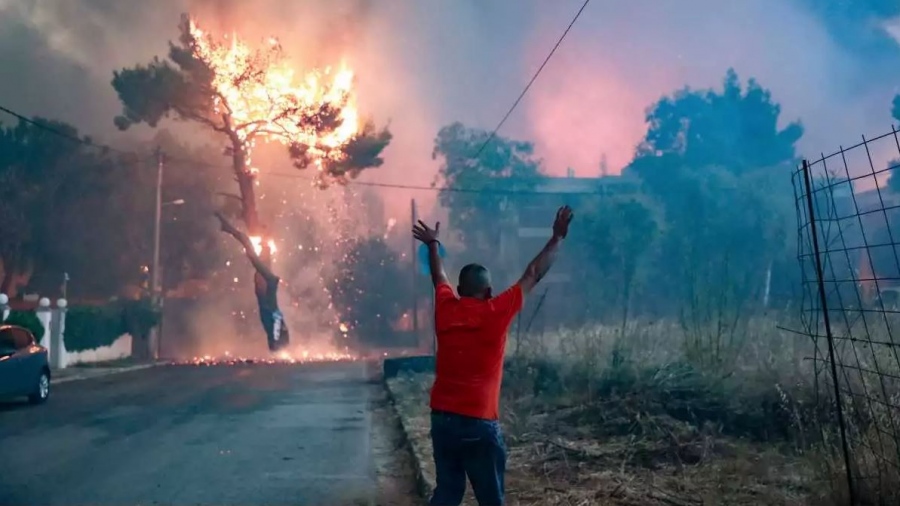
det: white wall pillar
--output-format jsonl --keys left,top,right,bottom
{"left": 0, "top": 293, "right": 8, "bottom": 322}
{"left": 36, "top": 297, "right": 52, "bottom": 363}
{"left": 50, "top": 299, "right": 68, "bottom": 369}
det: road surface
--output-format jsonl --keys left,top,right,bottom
{"left": 0, "top": 361, "right": 420, "bottom": 506}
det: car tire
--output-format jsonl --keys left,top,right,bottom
{"left": 28, "top": 370, "right": 50, "bottom": 404}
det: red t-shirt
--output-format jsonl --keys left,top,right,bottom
{"left": 429, "top": 282, "right": 524, "bottom": 420}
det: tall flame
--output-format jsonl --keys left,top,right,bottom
{"left": 188, "top": 18, "right": 360, "bottom": 174}
{"left": 188, "top": 17, "right": 359, "bottom": 265}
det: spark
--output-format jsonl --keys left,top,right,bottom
{"left": 384, "top": 217, "right": 397, "bottom": 238}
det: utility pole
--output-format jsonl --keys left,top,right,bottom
{"left": 151, "top": 147, "right": 164, "bottom": 360}
{"left": 410, "top": 199, "right": 419, "bottom": 342}
{"left": 152, "top": 147, "right": 163, "bottom": 301}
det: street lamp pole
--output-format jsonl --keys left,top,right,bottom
{"left": 150, "top": 147, "right": 164, "bottom": 361}
{"left": 151, "top": 147, "right": 163, "bottom": 303}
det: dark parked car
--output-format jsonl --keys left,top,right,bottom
{"left": 0, "top": 324, "right": 50, "bottom": 404}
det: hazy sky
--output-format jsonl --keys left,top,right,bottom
{"left": 1, "top": 0, "right": 899, "bottom": 220}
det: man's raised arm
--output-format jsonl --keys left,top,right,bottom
{"left": 518, "top": 206, "right": 574, "bottom": 296}
{"left": 412, "top": 220, "right": 450, "bottom": 287}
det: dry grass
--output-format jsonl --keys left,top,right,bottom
{"left": 799, "top": 313, "right": 900, "bottom": 504}
{"left": 388, "top": 317, "right": 850, "bottom": 505}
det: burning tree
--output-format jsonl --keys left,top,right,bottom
{"left": 111, "top": 15, "right": 391, "bottom": 351}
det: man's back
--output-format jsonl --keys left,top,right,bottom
{"left": 430, "top": 283, "right": 523, "bottom": 421}
{"left": 412, "top": 207, "right": 571, "bottom": 506}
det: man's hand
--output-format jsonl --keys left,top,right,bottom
{"left": 519, "top": 205, "right": 574, "bottom": 295}
{"left": 413, "top": 220, "right": 449, "bottom": 287}
{"left": 553, "top": 205, "right": 574, "bottom": 239}
{"left": 413, "top": 220, "right": 441, "bottom": 244}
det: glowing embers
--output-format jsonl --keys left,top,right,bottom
{"left": 178, "top": 349, "right": 357, "bottom": 366}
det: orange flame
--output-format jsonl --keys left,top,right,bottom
{"left": 187, "top": 17, "right": 360, "bottom": 175}
{"left": 249, "top": 236, "right": 278, "bottom": 256}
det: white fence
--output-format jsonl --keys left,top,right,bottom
{"left": 0, "top": 294, "right": 132, "bottom": 369}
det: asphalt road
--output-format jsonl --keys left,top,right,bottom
{"left": 0, "top": 361, "right": 419, "bottom": 506}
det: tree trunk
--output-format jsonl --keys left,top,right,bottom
{"left": 231, "top": 141, "right": 261, "bottom": 234}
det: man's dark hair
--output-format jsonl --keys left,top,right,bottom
{"left": 458, "top": 263, "right": 492, "bottom": 298}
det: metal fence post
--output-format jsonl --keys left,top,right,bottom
{"left": 801, "top": 159, "right": 856, "bottom": 504}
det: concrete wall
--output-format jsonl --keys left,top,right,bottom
{"left": 64, "top": 334, "right": 132, "bottom": 366}
{"left": 0, "top": 295, "right": 134, "bottom": 368}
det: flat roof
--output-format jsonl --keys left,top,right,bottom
{"left": 534, "top": 175, "right": 639, "bottom": 194}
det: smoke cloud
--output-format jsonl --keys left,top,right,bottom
{"left": 2, "top": 1, "right": 899, "bottom": 191}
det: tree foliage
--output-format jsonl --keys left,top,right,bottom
{"left": 625, "top": 69, "right": 799, "bottom": 314}
{"left": 432, "top": 122, "right": 542, "bottom": 256}
{"left": 636, "top": 69, "right": 802, "bottom": 176}
{"left": 3, "top": 310, "right": 44, "bottom": 343}
{"left": 0, "top": 118, "right": 136, "bottom": 297}
{"left": 111, "top": 15, "right": 391, "bottom": 232}
{"left": 571, "top": 197, "right": 658, "bottom": 320}
{"left": 427, "top": 70, "right": 801, "bottom": 325}
{"left": 0, "top": 115, "right": 225, "bottom": 300}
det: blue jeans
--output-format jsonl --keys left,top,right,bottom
{"left": 429, "top": 411, "right": 506, "bottom": 506}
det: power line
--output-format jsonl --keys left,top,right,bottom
{"left": 0, "top": 3, "right": 592, "bottom": 195}
{"left": 266, "top": 170, "right": 602, "bottom": 195}
{"left": 0, "top": 1, "right": 594, "bottom": 196}
{"left": 470, "top": 0, "right": 591, "bottom": 161}
{"left": 0, "top": 105, "right": 133, "bottom": 156}
{"left": 0, "top": 104, "right": 604, "bottom": 196}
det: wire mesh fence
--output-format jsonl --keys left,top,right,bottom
{"left": 793, "top": 126, "right": 900, "bottom": 504}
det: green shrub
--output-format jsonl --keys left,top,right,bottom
{"left": 4, "top": 310, "right": 45, "bottom": 343}
{"left": 121, "top": 298, "right": 160, "bottom": 340}
{"left": 64, "top": 298, "right": 160, "bottom": 352}
{"left": 64, "top": 305, "right": 125, "bottom": 352}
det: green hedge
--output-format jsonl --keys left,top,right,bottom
{"left": 4, "top": 310, "right": 45, "bottom": 343}
{"left": 64, "top": 299, "right": 160, "bottom": 353}
{"left": 121, "top": 298, "right": 160, "bottom": 340}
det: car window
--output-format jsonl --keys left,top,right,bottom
{"left": 0, "top": 329, "right": 15, "bottom": 352}
{"left": 11, "top": 328, "right": 34, "bottom": 349}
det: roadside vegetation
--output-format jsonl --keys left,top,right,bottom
{"left": 390, "top": 315, "right": 833, "bottom": 505}
{"left": 388, "top": 68, "right": 900, "bottom": 504}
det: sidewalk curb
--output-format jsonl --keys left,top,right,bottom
{"left": 52, "top": 362, "right": 165, "bottom": 385}
{"left": 384, "top": 378, "right": 436, "bottom": 501}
